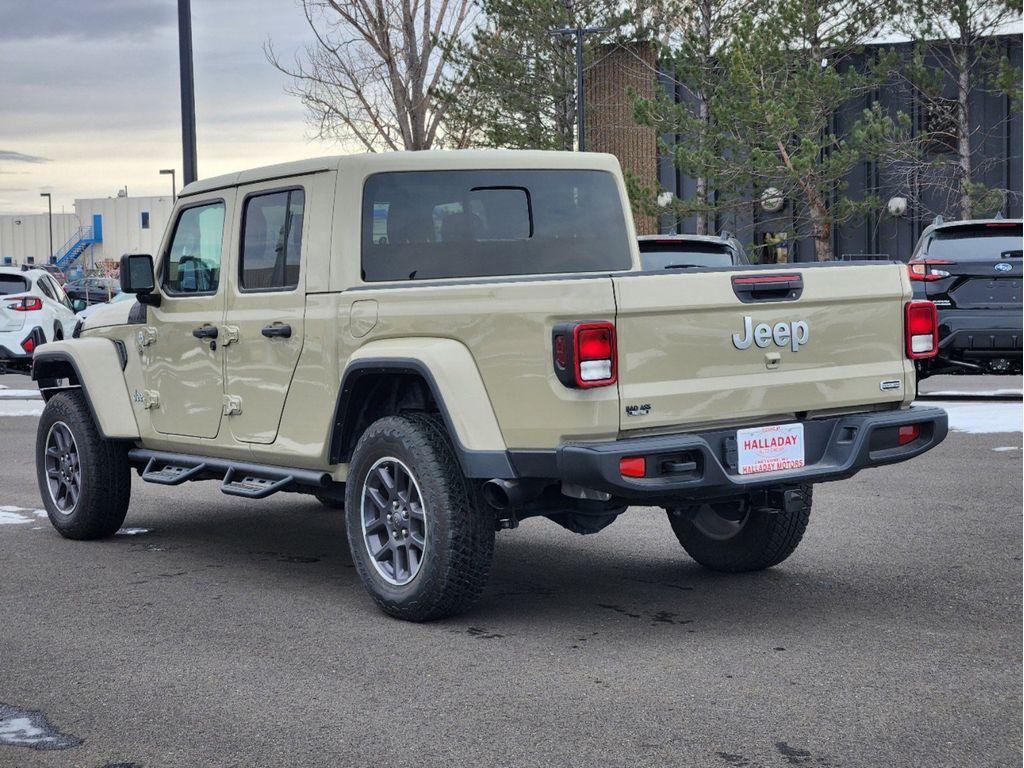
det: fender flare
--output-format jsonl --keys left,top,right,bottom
{"left": 31, "top": 339, "right": 140, "bottom": 440}
{"left": 331, "top": 339, "right": 514, "bottom": 479}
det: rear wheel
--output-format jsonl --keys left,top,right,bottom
{"left": 666, "top": 485, "right": 812, "bottom": 572}
{"left": 344, "top": 414, "right": 495, "bottom": 621}
{"left": 35, "top": 390, "right": 131, "bottom": 539}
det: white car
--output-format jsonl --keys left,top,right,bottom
{"left": 75, "top": 288, "right": 135, "bottom": 321}
{"left": 0, "top": 267, "right": 78, "bottom": 375}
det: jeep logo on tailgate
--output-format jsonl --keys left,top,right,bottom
{"left": 732, "top": 316, "right": 809, "bottom": 352}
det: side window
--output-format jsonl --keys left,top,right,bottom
{"left": 37, "top": 277, "right": 55, "bottom": 300}
{"left": 163, "top": 201, "right": 225, "bottom": 295}
{"left": 240, "top": 189, "right": 304, "bottom": 291}
{"left": 51, "top": 279, "right": 72, "bottom": 309}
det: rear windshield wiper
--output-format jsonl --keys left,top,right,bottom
{"left": 661, "top": 263, "right": 704, "bottom": 269}
{"left": 1001, "top": 251, "right": 1022, "bottom": 260}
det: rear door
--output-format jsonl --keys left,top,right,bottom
{"left": 612, "top": 264, "right": 911, "bottom": 432}
{"left": 222, "top": 181, "right": 308, "bottom": 444}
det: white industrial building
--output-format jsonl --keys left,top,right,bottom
{"left": 0, "top": 194, "right": 174, "bottom": 274}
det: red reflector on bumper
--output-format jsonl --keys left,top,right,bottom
{"left": 897, "top": 424, "right": 920, "bottom": 445}
{"left": 619, "top": 456, "right": 646, "bottom": 478}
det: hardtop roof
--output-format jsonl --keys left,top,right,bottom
{"left": 178, "top": 150, "right": 622, "bottom": 198}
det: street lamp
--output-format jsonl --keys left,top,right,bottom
{"left": 39, "top": 193, "right": 53, "bottom": 264}
{"left": 160, "top": 168, "right": 177, "bottom": 200}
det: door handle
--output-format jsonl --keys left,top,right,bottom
{"left": 261, "top": 323, "right": 292, "bottom": 339}
{"left": 192, "top": 325, "right": 219, "bottom": 339}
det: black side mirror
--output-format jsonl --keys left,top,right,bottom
{"left": 72, "top": 299, "right": 87, "bottom": 313}
{"left": 119, "top": 253, "right": 160, "bottom": 306}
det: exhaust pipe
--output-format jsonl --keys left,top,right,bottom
{"left": 483, "top": 479, "right": 522, "bottom": 511}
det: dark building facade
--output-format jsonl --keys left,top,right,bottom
{"left": 586, "top": 35, "right": 1022, "bottom": 262}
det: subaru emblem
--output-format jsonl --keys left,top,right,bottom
{"left": 995, "top": 262, "right": 1012, "bottom": 272}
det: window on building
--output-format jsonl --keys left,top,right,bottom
{"left": 162, "top": 201, "right": 225, "bottom": 295}
{"left": 239, "top": 189, "right": 304, "bottom": 290}
{"left": 26, "top": 256, "right": 34, "bottom": 265}
{"left": 141, "top": 211, "right": 150, "bottom": 229}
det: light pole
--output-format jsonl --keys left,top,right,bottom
{"left": 160, "top": 168, "right": 177, "bottom": 200}
{"left": 177, "top": 0, "right": 198, "bottom": 185}
{"left": 551, "top": 26, "right": 610, "bottom": 152}
{"left": 39, "top": 193, "right": 53, "bottom": 263}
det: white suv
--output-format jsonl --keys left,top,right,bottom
{"left": 0, "top": 267, "right": 78, "bottom": 375}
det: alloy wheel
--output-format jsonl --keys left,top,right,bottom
{"left": 44, "top": 421, "right": 81, "bottom": 515}
{"left": 360, "top": 456, "right": 428, "bottom": 586}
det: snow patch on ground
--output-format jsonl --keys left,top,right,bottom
{"left": 116, "top": 527, "right": 152, "bottom": 536}
{"left": 0, "top": 507, "right": 48, "bottom": 525}
{"left": 925, "top": 389, "right": 1023, "bottom": 398}
{"left": 0, "top": 703, "right": 83, "bottom": 751}
{"left": 0, "top": 390, "right": 41, "bottom": 399}
{"left": 926, "top": 401, "right": 1024, "bottom": 434}
{"left": 992, "top": 445, "right": 1020, "bottom": 452}
{"left": 0, "top": 511, "right": 32, "bottom": 525}
{"left": 0, "top": 401, "right": 44, "bottom": 417}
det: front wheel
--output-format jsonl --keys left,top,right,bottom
{"left": 666, "top": 485, "right": 812, "bottom": 572}
{"left": 35, "top": 391, "right": 131, "bottom": 539}
{"left": 344, "top": 414, "right": 495, "bottom": 621}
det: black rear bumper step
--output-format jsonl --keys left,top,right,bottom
{"left": 129, "top": 449, "right": 331, "bottom": 499}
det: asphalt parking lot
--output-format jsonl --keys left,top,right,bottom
{"left": 0, "top": 377, "right": 1021, "bottom": 767}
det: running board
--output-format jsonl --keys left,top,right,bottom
{"left": 129, "top": 449, "right": 331, "bottom": 499}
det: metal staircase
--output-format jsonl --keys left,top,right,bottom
{"left": 54, "top": 225, "right": 100, "bottom": 271}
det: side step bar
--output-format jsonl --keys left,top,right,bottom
{"left": 128, "top": 449, "right": 331, "bottom": 500}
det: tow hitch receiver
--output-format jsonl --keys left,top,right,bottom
{"left": 752, "top": 486, "right": 806, "bottom": 514}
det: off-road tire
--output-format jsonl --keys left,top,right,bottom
{"left": 667, "top": 484, "right": 812, "bottom": 572}
{"left": 344, "top": 414, "right": 495, "bottom": 621}
{"left": 35, "top": 390, "right": 131, "bottom": 540}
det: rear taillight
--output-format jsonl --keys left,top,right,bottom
{"left": 905, "top": 301, "right": 938, "bottom": 359}
{"left": 552, "top": 321, "right": 617, "bottom": 388}
{"left": 5, "top": 296, "right": 43, "bottom": 311}
{"left": 908, "top": 260, "right": 951, "bottom": 281}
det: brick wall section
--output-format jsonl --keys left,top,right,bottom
{"left": 584, "top": 42, "right": 659, "bottom": 234}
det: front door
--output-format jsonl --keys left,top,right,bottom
{"left": 142, "top": 194, "right": 234, "bottom": 439}
{"left": 222, "top": 184, "right": 307, "bottom": 444}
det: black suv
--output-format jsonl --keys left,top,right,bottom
{"left": 909, "top": 218, "right": 1022, "bottom": 377}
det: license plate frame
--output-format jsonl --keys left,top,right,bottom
{"left": 736, "top": 423, "right": 805, "bottom": 476}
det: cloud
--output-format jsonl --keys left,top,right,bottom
{"left": 0, "top": 150, "right": 50, "bottom": 164}
{"left": 0, "top": 1, "right": 174, "bottom": 42}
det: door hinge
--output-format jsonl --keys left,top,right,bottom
{"left": 132, "top": 389, "right": 160, "bottom": 409}
{"left": 222, "top": 394, "right": 243, "bottom": 416}
{"left": 221, "top": 325, "right": 240, "bottom": 346}
{"left": 136, "top": 326, "right": 158, "bottom": 349}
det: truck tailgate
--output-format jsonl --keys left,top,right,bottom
{"left": 613, "top": 264, "right": 913, "bottom": 432}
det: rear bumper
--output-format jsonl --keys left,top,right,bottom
{"left": 551, "top": 406, "right": 947, "bottom": 503}
{"left": 936, "top": 309, "right": 1023, "bottom": 358}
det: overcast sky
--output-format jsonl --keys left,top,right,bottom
{"left": 0, "top": 1, "right": 337, "bottom": 215}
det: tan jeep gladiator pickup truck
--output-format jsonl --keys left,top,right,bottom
{"left": 32, "top": 150, "right": 947, "bottom": 621}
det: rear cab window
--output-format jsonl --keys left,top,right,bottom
{"left": 361, "top": 170, "right": 632, "bottom": 282}
{"left": 925, "top": 223, "right": 1023, "bottom": 261}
